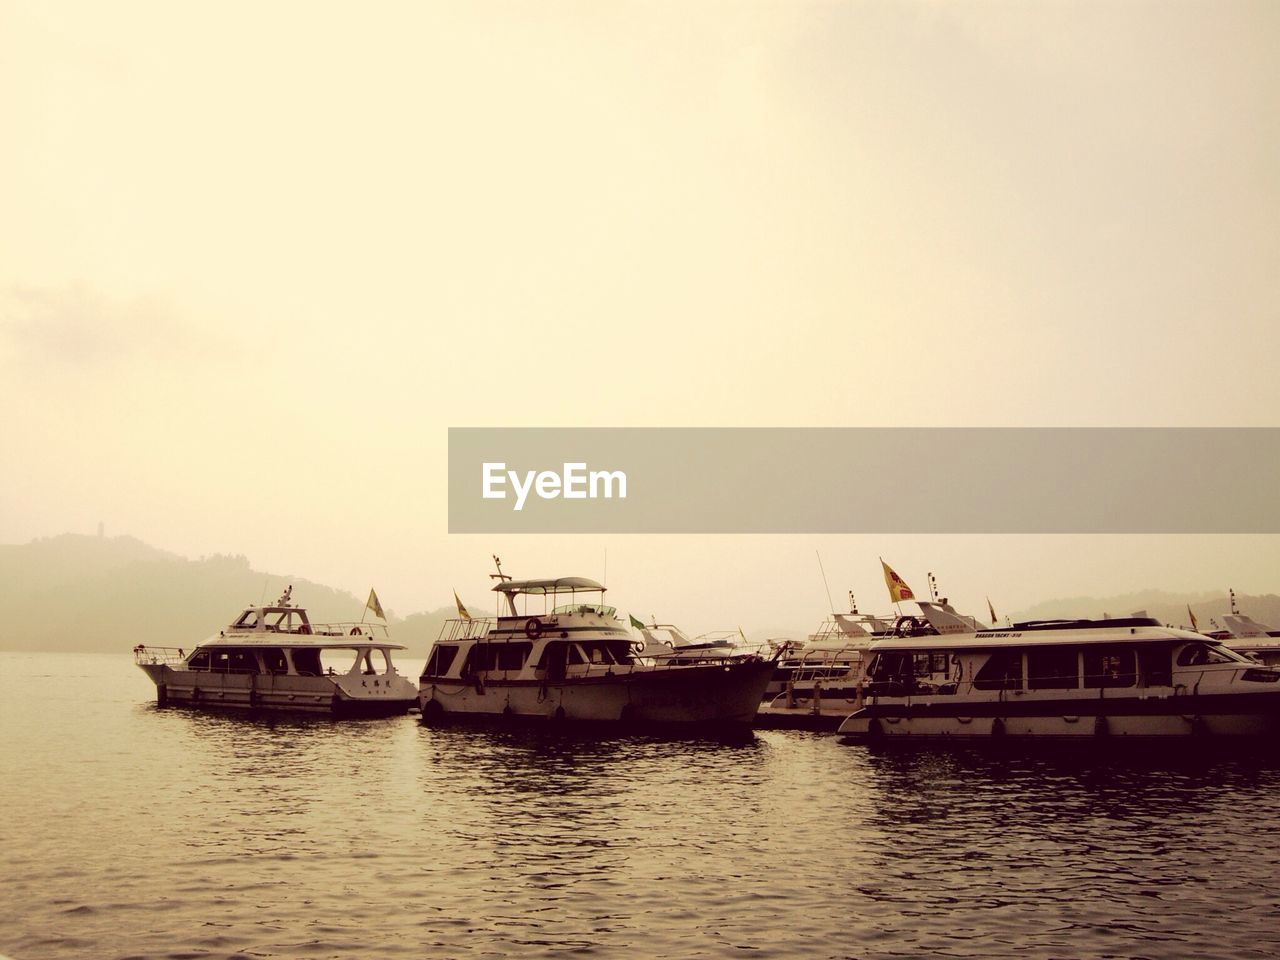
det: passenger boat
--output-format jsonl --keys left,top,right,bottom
{"left": 757, "top": 600, "right": 981, "bottom": 730}
{"left": 134, "top": 588, "right": 418, "bottom": 715}
{"left": 1216, "top": 614, "right": 1280, "bottom": 667}
{"left": 838, "top": 615, "right": 1280, "bottom": 739}
{"left": 1204, "top": 590, "right": 1280, "bottom": 667}
{"left": 418, "top": 574, "right": 777, "bottom": 727}
{"left": 634, "top": 621, "right": 743, "bottom": 662}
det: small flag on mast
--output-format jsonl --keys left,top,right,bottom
{"left": 629, "top": 613, "right": 645, "bottom": 630}
{"left": 987, "top": 597, "right": 997, "bottom": 623}
{"left": 1188, "top": 604, "right": 1199, "bottom": 631}
{"left": 454, "top": 590, "right": 472, "bottom": 621}
{"left": 366, "top": 588, "right": 385, "bottom": 620}
{"left": 881, "top": 559, "right": 915, "bottom": 603}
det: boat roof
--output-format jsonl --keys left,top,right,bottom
{"left": 493, "top": 577, "right": 605, "bottom": 596}
{"left": 870, "top": 619, "right": 1205, "bottom": 651}
{"left": 201, "top": 635, "right": 406, "bottom": 650}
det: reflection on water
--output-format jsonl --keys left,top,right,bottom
{"left": 2, "top": 652, "right": 1280, "bottom": 959}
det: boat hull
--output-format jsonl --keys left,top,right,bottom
{"left": 419, "top": 660, "right": 775, "bottom": 728}
{"left": 838, "top": 690, "right": 1280, "bottom": 739}
{"left": 138, "top": 664, "right": 417, "bottom": 716}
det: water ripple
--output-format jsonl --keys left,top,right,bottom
{"left": 3, "top": 653, "right": 1280, "bottom": 959}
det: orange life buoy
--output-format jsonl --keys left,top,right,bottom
{"left": 525, "top": 618, "right": 543, "bottom": 640}
{"left": 350, "top": 627, "right": 363, "bottom": 636}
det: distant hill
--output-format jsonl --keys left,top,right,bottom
{"left": 1008, "top": 589, "right": 1280, "bottom": 632}
{"left": 0, "top": 533, "right": 455, "bottom": 659}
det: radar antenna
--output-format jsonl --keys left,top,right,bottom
{"left": 490, "top": 555, "right": 512, "bottom": 582}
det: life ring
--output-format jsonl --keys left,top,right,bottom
{"left": 349, "top": 627, "right": 363, "bottom": 636}
{"left": 525, "top": 617, "right": 543, "bottom": 640}
{"left": 895, "top": 616, "right": 921, "bottom": 638}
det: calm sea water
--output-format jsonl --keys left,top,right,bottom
{"left": 3, "top": 651, "right": 1280, "bottom": 960}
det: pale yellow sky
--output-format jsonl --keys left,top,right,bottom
{"left": 2, "top": 1, "right": 1279, "bottom": 630}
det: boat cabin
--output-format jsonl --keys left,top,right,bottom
{"left": 424, "top": 576, "right": 644, "bottom": 683}
{"left": 862, "top": 617, "right": 1263, "bottom": 698}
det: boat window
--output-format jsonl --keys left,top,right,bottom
{"left": 233, "top": 610, "right": 260, "bottom": 630}
{"left": 462, "top": 645, "right": 494, "bottom": 674}
{"left": 424, "top": 645, "right": 459, "bottom": 677}
{"left": 867, "top": 652, "right": 911, "bottom": 683}
{"left": 1137, "top": 645, "right": 1172, "bottom": 686}
{"left": 1177, "top": 642, "right": 1250, "bottom": 667}
{"left": 606, "top": 641, "right": 636, "bottom": 665}
{"left": 536, "top": 642, "right": 569, "bottom": 680}
{"left": 321, "top": 649, "right": 359, "bottom": 675}
{"left": 567, "top": 644, "right": 586, "bottom": 666}
{"left": 291, "top": 649, "right": 323, "bottom": 676}
{"left": 463, "top": 644, "right": 532, "bottom": 673}
{"left": 552, "top": 603, "right": 618, "bottom": 617}
{"left": 496, "top": 643, "right": 533, "bottom": 671}
{"left": 1027, "top": 647, "right": 1079, "bottom": 690}
{"left": 912, "top": 652, "right": 949, "bottom": 677}
{"left": 1083, "top": 647, "right": 1136, "bottom": 688}
{"left": 973, "top": 650, "right": 1023, "bottom": 690}
{"left": 210, "top": 649, "right": 260, "bottom": 673}
{"left": 188, "top": 651, "right": 211, "bottom": 671}
{"left": 261, "top": 648, "right": 288, "bottom": 674}
{"left": 585, "top": 643, "right": 616, "bottom": 665}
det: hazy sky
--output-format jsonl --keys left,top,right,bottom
{"left": 2, "top": 1, "right": 1279, "bottom": 631}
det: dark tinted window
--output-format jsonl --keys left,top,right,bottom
{"left": 868, "top": 652, "right": 912, "bottom": 683}
{"left": 463, "top": 645, "right": 496, "bottom": 674}
{"left": 262, "top": 649, "right": 288, "bottom": 674}
{"left": 1083, "top": 647, "right": 1136, "bottom": 688}
{"left": 292, "top": 649, "right": 322, "bottom": 675}
{"left": 188, "top": 651, "right": 210, "bottom": 670}
{"left": 974, "top": 650, "right": 1022, "bottom": 690}
{"left": 496, "top": 643, "right": 532, "bottom": 671}
{"left": 1027, "top": 647, "right": 1079, "bottom": 690}
{"left": 1138, "top": 645, "right": 1172, "bottom": 686}
{"left": 423, "top": 645, "right": 459, "bottom": 677}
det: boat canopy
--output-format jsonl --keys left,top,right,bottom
{"left": 493, "top": 577, "right": 606, "bottom": 596}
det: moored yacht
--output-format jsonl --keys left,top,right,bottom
{"left": 418, "top": 573, "right": 777, "bottom": 727}
{"left": 134, "top": 588, "right": 418, "bottom": 715}
{"left": 757, "top": 600, "right": 984, "bottom": 730}
{"left": 838, "top": 616, "right": 1280, "bottom": 739}
{"left": 1216, "top": 614, "right": 1280, "bottom": 667}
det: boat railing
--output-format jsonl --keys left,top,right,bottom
{"left": 302, "top": 621, "right": 394, "bottom": 640}
{"left": 133, "top": 645, "right": 187, "bottom": 666}
{"left": 440, "top": 618, "right": 497, "bottom": 642}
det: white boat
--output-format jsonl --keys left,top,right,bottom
{"left": 418, "top": 575, "right": 776, "bottom": 728}
{"left": 758, "top": 600, "right": 983, "bottom": 729}
{"left": 838, "top": 615, "right": 1280, "bottom": 739}
{"left": 1214, "top": 614, "right": 1280, "bottom": 667}
{"left": 134, "top": 589, "right": 418, "bottom": 715}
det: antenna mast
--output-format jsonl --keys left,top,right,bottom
{"left": 490, "top": 555, "right": 512, "bottom": 582}
{"left": 816, "top": 551, "right": 835, "bottom": 614}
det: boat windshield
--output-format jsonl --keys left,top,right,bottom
{"left": 551, "top": 603, "right": 617, "bottom": 617}
{"left": 1177, "top": 641, "right": 1252, "bottom": 666}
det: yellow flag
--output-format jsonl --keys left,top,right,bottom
{"left": 1188, "top": 604, "right": 1199, "bottom": 631}
{"left": 881, "top": 559, "right": 915, "bottom": 603}
{"left": 366, "top": 588, "right": 385, "bottom": 620}
{"left": 454, "top": 589, "right": 472, "bottom": 621}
